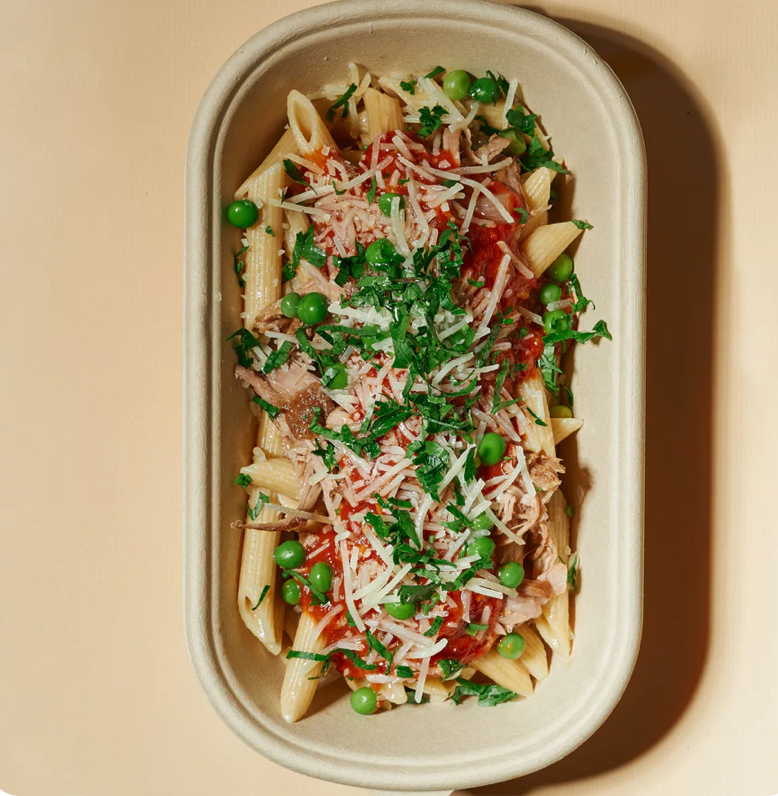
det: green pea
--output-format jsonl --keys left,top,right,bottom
{"left": 498, "top": 562, "right": 524, "bottom": 589}
{"left": 443, "top": 70, "right": 471, "bottom": 101}
{"left": 467, "top": 536, "right": 496, "bottom": 561}
{"left": 471, "top": 513, "right": 494, "bottom": 532}
{"left": 282, "top": 579, "right": 301, "bottom": 605}
{"left": 499, "top": 129, "right": 527, "bottom": 157}
{"left": 296, "top": 292, "right": 328, "bottom": 325}
{"left": 497, "top": 633, "right": 526, "bottom": 660}
{"left": 385, "top": 601, "right": 415, "bottom": 620}
{"left": 350, "top": 686, "right": 378, "bottom": 715}
{"left": 478, "top": 432, "right": 506, "bottom": 466}
{"left": 273, "top": 540, "right": 305, "bottom": 570}
{"left": 547, "top": 253, "right": 574, "bottom": 282}
{"left": 365, "top": 237, "right": 396, "bottom": 265}
{"left": 227, "top": 199, "right": 258, "bottom": 229}
{"left": 538, "top": 283, "right": 563, "bottom": 306}
{"left": 325, "top": 363, "right": 348, "bottom": 390}
{"left": 469, "top": 76, "right": 499, "bottom": 104}
{"left": 377, "top": 193, "right": 405, "bottom": 217}
{"left": 309, "top": 561, "right": 333, "bottom": 593}
{"left": 543, "top": 309, "right": 570, "bottom": 334}
{"left": 280, "top": 292, "right": 300, "bottom": 319}
{"left": 550, "top": 405, "right": 573, "bottom": 419}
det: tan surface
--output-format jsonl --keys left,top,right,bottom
{"left": 0, "top": 0, "right": 775, "bottom": 794}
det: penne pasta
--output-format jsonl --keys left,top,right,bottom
{"left": 521, "top": 221, "right": 583, "bottom": 278}
{"left": 523, "top": 167, "right": 554, "bottom": 213}
{"left": 515, "top": 623, "right": 549, "bottom": 682}
{"left": 241, "top": 162, "right": 285, "bottom": 330}
{"left": 280, "top": 611, "right": 326, "bottom": 723}
{"left": 363, "top": 87, "right": 404, "bottom": 139}
{"left": 287, "top": 90, "right": 336, "bottom": 155}
{"left": 552, "top": 417, "right": 584, "bottom": 446}
{"left": 237, "top": 487, "right": 283, "bottom": 655}
{"left": 471, "top": 649, "right": 534, "bottom": 698}
{"left": 517, "top": 372, "right": 556, "bottom": 457}
{"left": 257, "top": 410, "right": 287, "bottom": 458}
{"left": 241, "top": 456, "right": 299, "bottom": 501}
{"left": 540, "top": 490, "right": 572, "bottom": 658}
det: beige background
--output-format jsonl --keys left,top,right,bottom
{"left": 1, "top": 0, "right": 776, "bottom": 794}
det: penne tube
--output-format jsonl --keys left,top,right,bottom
{"left": 242, "top": 162, "right": 285, "bottom": 330}
{"left": 423, "top": 676, "right": 456, "bottom": 703}
{"left": 235, "top": 128, "right": 299, "bottom": 199}
{"left": 517, "top": 372, "right": 555, "bottom": 457}
{"left": 287, "top": 90, "right": 337, "bottom": 155}
{"left": 514, "top": 623, "right": 549, "bottom": 682}
{"left": 237, "top": 488, "right": 283, "bottom": 655}
{"left": 540, "top": 490, "right": 572, "bottom": 658}
{"left": 522, "top": 167, "right": 554, "bottom": 213}
{"left": 240, "top": 457, "right": 299, "bottom": 502}
{"left": 363, "top": 87, "right": 404, "bottom": 139}
{"left": 280, "top": 610, "right": 326, "bottom": 722}
{"left": 521, "top": 221, "right": 583, "bottom": 278}
{"left": 471, "top": 649, "right": 533, "bottom": 697}
{"left": 377, "top": 76, "right": 430, "bottom": 112}
{"left": 552, "top": 417, "right": 584, "bottom": 446}
{"left": 380, "top": 681, "right": 408, "bottom": 705}
{"left": 257, "top": 410, "right": 286, "bottom": 458}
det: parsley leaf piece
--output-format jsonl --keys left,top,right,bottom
{"left": 326, "top": 83, "right": 357, "bottom": 122}
{"left": 451, "top": 678, "right": 518, "bottom": 707}
{"left": 247, "top": 491, "right": 270, "bottom": 521}
{"left": 567, "top": 552, "right": 579, "bottom": 591}
{"left": 227, "top": 327, "right": 261, "bottom": 368}
{"left": 367, "top": 176, "right": 377, "bottom": 204}
{"left": 423, "top": 616, "right": 444, "bottom": 637}
{"left": 265, "top": 225, "right": 274, "bottom": 236}
{"left": 425, "top": 65, "right": 445, "bottom": 79}
{"left": 396, "top": 664, "right": 414, "bottom": 679}
{"left": 252, "top": 395, "right": 281, "bottom": 419}
{"left": 332, "top": 181, "right": 347, "bottom": 195}
{"left": 286, "top": 649, "right": 330, "bottom": 662}
{"left": 514, "top": 207, "right": 529, "bottom": 224}
{"left": 486, "top": 70, "right": 509, "bottom": 97}
{"left": 366, "top": 629, "right": 394, "bottom": 671}
{"left": 505, "top": 105, "right": 538, "bottom": 135}
{"left": 408, "top": 440, "right": 449, "bottom": 500}
{"left": 543, "top": 319, "right": 612, "bottom": 345}
{"left": 520, "top": 135, "right": 569, "bottom": 174}
{"left": 526, "top": 406, "right": 548, "bottom": 426}
{"left": 400, "top": 79, "right": 417, "bottom": 95}
{"left": 398, "top": 583, "right": 438, "bottom": 604}
{"left": 336, "top": 648, "right": 378, "bottom": 671}
{"left": 262, "top": 341, "right": 293, "bottom": 374}
{"left": 251, "top": 584, "right": 270, "bottom": 610}
{"left": 566, "top": 505, "right": 575, "bottom": 518}
{"left": 437, "top": 658, "right": 464, "bottom": 679}
{"left": 441, "top": 178, "right": 460, "bottom": 188}
{"left": 418, "top": 105, "right": 447, "bottom": 137}
{"left": 234, "top": 245, "right": 248, "bottom": 288}
{"left": 288, "top": 570, "right": 330, "bottom": 606}
{"left": 572, "top": 219, "right": 593, "bottom": 230}
{"left": 465, "top": 623, "right": 488, "bottom": 636}
{"left": 234, "top": 473, "right": 252, "bottom": 488}
{"left": 283, "top": 158, "right": 312, "bottom": 189}
{"left": 312, "top": 440, "right": 337, "bottom": 472}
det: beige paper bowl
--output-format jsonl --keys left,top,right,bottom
{"left": 183, "top": 2, "right": 646, "bottom": 793}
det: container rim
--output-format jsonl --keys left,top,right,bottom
{"left": 183, "top": 0, "right": 646, "bottom": 790}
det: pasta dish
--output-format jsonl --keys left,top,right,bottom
{"left": 226, "top": 64, "right": 610, "bottom": 721}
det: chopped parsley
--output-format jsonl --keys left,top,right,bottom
{"left": 366, "top": 176, "right": 377, "bottom": 204}
{"left": 282, "top": 158, "right": 312, "bottom": 190}
{"left": 572, "top": 219, "right": 593, "bottom": 230}
{"left": 326, "top": 83, "right": 357, "bottom": 121}
{"left": 227, "top": 327, "right": 261, "bottom": 368}
{"left": 567, "top": 552, "right": 579, "bottom": 592}
{"left": 234, "top": 245, "right": 248, "bottom": 288}
{"left": 247, "top": 492, "right": 270, "bottom": 521}
{"left": 400, "top": 79, "right": 417, "bottom": 95}
{"left": 251, "top": 584, "right": 270, "bottom": 610}
{"left": 425, "top": 65, "right": 445, "bottom": 79}
{"left": 566, "top": 505, "right": 575, "bottom": 518}
{"left": 262, "top": 341, "right": 293, "bottom": 374}
{"left": 234, "top": 473, "right": 252, "bottom": 488}
{"left": 396, "top": 665, "right": 414, "bottom": 679}
{"left": 423, "top": 616, "right": 444, "bottom": 637}
{"left": 437, "top": 658, "right": 464, "bottom": 679}
{"left": 252, "top": 395, "right": 281, "bottom": 419}
{"left": 526, "top": 406, "right": 548, "bottom": 426}
{"left": 265, "top": 225, "right": 274, "bottom": 236}
{"left": 465, "top": 623, "right": 488, "bottom": 636}
{"left": 451, "top": 678, "right": 518, "bottom": 706}
{"left": 418, "top": 105, "right": 447, "bottom": 137}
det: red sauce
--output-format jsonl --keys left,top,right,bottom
{"left": 430, "top": 591, "right": 502, "bottom": 665}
